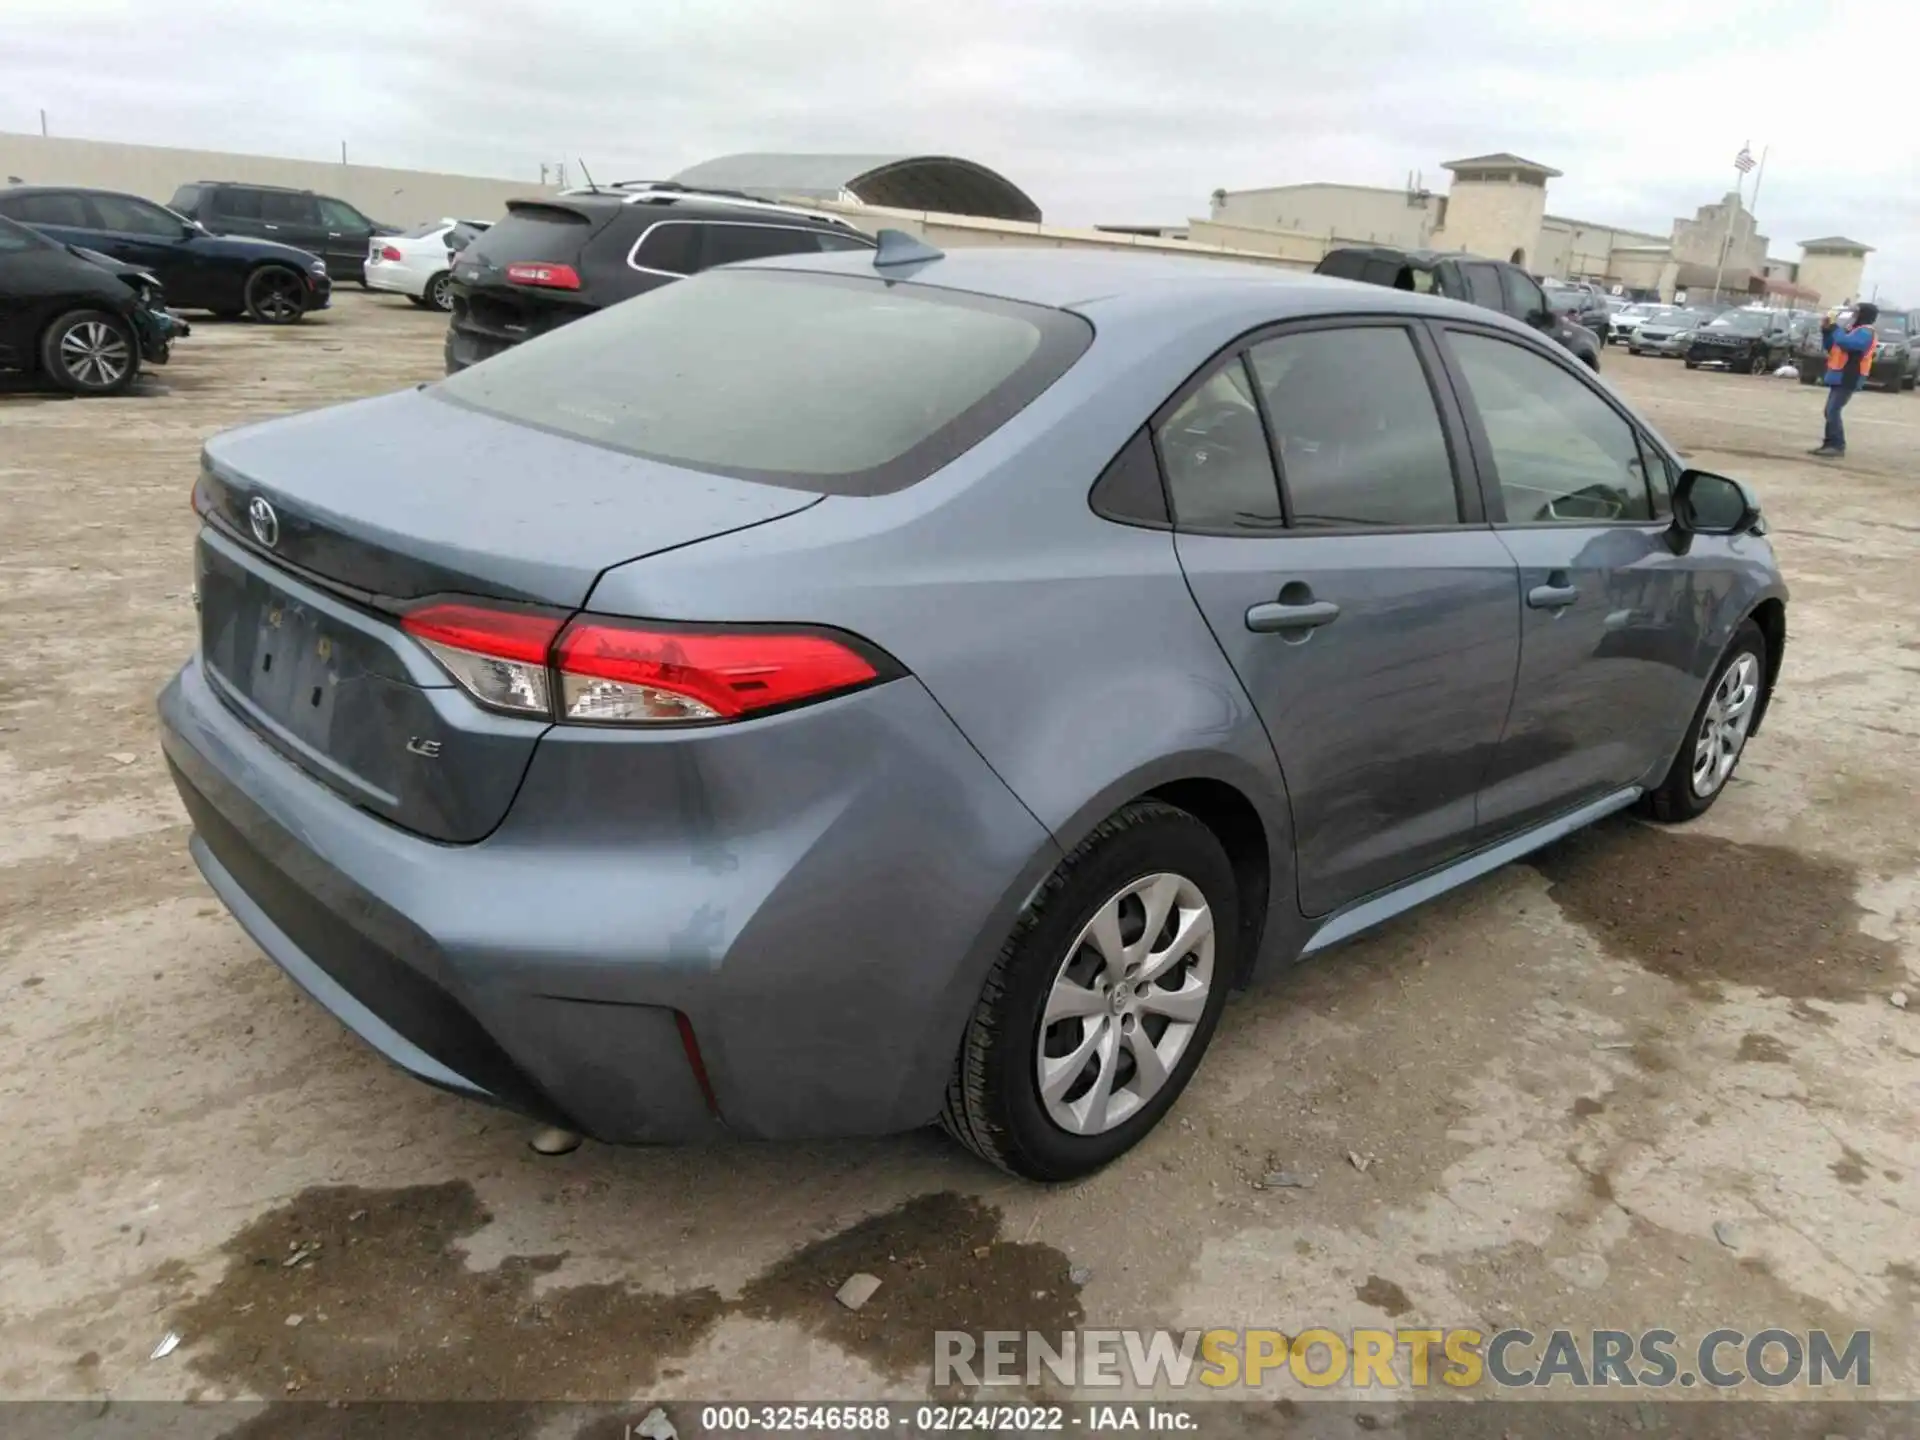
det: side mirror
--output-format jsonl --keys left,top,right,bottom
{"left": 1670, "top": 468, "right": 1761, "bottom": 550}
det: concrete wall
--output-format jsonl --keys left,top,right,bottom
{"left": 1431, "top": 176, "right": 1548, "bottom": 269}
{"left": 1210, "top": 184, "right": 1439, "bottom": 249}
{"left": 1796, "top": 251, "right": 1868, "bottom": 308}
{"left": 808, "top": 198, "right": 1316, "bottom": 271}
{"left": 0, "top": 133, "right": 556, "bottom": 228}
{"left": 1610, "top": 250, "right": 1680, "bottom": 301}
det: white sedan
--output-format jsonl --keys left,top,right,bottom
{"left": 364, "top": 218, "right": 490, "bottom": 312}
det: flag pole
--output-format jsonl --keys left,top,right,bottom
{"left": 1712, "top": 143, "right": 1747, "bottom": 305}
{"left": 1748, "top": 143, "right": 1768, "bottom": 218}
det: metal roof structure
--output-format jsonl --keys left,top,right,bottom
{"left": 1442, "top": 153, "right": 1564, "bottom": 178}
{"left": 668, "top": 153, "right": 1041, "bottom": 224}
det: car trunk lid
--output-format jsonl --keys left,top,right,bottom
{"left": 193, "top": 387, "right": 823, "bottom": 841}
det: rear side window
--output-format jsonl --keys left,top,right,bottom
{"left": 213, "top": 188, "right": 263, "bottom": 220}
{"left": 699, "top": 224, "right": 846, "bottom": 270}
{"left": 261, "top": 192, "right": 319, "bottom": 225}
{"left": 632, "top": 221, "right": 699, "bottom": 275}
{"left": 1249, "top": 327, "right": 1459, "bottom": 527}
{"left": 435, "top": 269, "right": 1091, "bottom": 495}
{"left": 1502, "top": 267, "right": 1545, "bottom": 320}
{"left": 1154, "top": 360, "right": 1282, "bottom": 529}
{"left": 1461, "top": 264, "right": 1504, "bottom": 311}
{"left": 169, "top": 185, "right": 203, "bottom": 215}
{"left": 2, "top": 192, "right": 91, "bottom": 227}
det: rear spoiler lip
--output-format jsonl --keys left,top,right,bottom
{"left": 502, "top": 197, "right": 613, "bottom": 225}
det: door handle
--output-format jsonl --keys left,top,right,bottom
{"left": 1527, "top": 583, "right": 1579, "bottom": 610}
{"left": 1246, "top": 599, "right": 1341, "bottom": 633}
{"left": 263, "top": 223, "right": 279, "bottom": 230}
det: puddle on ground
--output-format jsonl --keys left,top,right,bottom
{"left": 1353, "top": 1275, "right": 1411, "bottom": 1317}
{"left": 1735, "top": 1032, "right": 1793, "bottom": 1064}
{"left": 169, "top": 1181, "right": 1081, "bottom": 1435}
{"left": 1531, "top": 821, "right": 1901, "bottom": 1002}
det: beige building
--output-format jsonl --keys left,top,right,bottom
{"left": 1427, "top": 153, "right": 1559, "bottom": 266}
{"left": 1202, "top": 156, "right": 1870, "bottom": 308}
{"left": 0, "top": 132, "right": 555, "bottom": 228}
{"left": 1794, "top": 238, "right": 1873, "bottom": 309}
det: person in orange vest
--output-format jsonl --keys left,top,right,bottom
{"left": 1810, "top": 301, "right": 1878, "bottom": 458}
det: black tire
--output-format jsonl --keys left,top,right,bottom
{"left": 38, "top": 309, "right": 139, "bottom": 396}
{"left": 244, "top": 265, "right": 308, "bottom": 325}
{"left": 406, "top": 294, "right": 431, "bottom": 309}
{"left": 1684, "top": 359, "right": 1700, "bottom": 370}
{"left": 1640, "top": 621, "right": 1768, "bottom": 825}
{"left": 1748, "top": 353, "right": 1768, "bottom": 375}
{"left": 424, "top": 272, "right": 454, "bottom": 312}
{"left": 1798, "top": 368, "right": 1819, "bottom": 386}
{"left": 940, "top": 800, "right": 1238, "bottom": 1181}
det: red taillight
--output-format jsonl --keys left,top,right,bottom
{"left": 505, "top": 262, "right": 581, "bottom": 290}
{"left": 379, "top": 245, "right": 405, "bottom": 262}
{"left": 401, "top": 604, "right": 887, "bottom": 725}
{"left": 554, "top": 620, "right": 879, "bottom": 724}
{"left": 401, "top": 603, "right": 563, "bottom": 717}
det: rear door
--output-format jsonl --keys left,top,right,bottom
{"left": 258, "top": 190, "right": 328, "bottom": 257}
{"left": 205, "top": 185, "right": 270, "bottom": 240}
{"left": 1165, "top": 317, "right": 1521, "bottom": 916}
{"left": 80, "top": 192, "right": 188, "bottom": 278}
{"left": 0, "top": 189, "right": 101, "bottom": 251}
{"left": 1437, "top": 323, "right": 1694, "bottom": 835}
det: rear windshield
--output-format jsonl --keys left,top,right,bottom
{"left": 434, "top": 269, "right": 1093, "bottom": 495}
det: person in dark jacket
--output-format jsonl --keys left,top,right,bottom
{"left": 1810, "top": 302, "right": 1879, "bottom": 458}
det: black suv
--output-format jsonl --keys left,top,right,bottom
{"left": 1684, "top": 309, "right": 1795, "bottom": 374}
{"left": 0, "top": 185, "right": 331, "bottom": 323}
{"left": 445, "top": 184, "right": 874, "bottom": 372}
{"left": 169, "top": 182, "right": 395, "bottom": 284}
{"left": 1313, "top": 246, "right": 1602, "bottom": 370}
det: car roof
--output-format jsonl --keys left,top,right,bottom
{"left": 744, "top": 244, "right": 1502, "bottom": 327}
{"left": 536, "top": 189, "right": 859, "bottom": 230}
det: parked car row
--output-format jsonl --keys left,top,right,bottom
{"left": 1309, "top": 245, "right": 1604, "bottom": 370}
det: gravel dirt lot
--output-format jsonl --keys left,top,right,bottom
{"left": 2, "top": 293, "right": 1916, "bottom": 1423}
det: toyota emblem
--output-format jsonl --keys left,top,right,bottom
{"left": 248, "top": 496, "right": 280, "bottom": 549}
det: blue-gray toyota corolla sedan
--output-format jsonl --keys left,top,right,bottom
{"left": 159, "top": 238, "right": 1787, "bottom": 1180}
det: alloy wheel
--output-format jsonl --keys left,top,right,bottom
{"left": 58, "top": 321, "right": 131, "bottom": 389}
{"left": 248, "top": 269, "right": 304, "bottom": 323}
{"left": 1691, "top": 652, "right": 1760, "bottom": 798}
{"left": 428, "top": 274, "right": 453, "bottom": 311}
{"left": 1036, "top": 872, "right": 1214, "bottom": 1136}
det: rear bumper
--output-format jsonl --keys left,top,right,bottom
{"left": 158, "top": 652, "right": 1056, "bottom": 1144}
{"left": 365, "top": 259, "right": 427, "bottom": 298}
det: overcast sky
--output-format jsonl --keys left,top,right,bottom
{"left": 5, "top": 0, "right": 1916, "bottom": 297}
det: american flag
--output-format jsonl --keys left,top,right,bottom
{"left": 1735, "top": 145, "right": 1756, "bottom": 173}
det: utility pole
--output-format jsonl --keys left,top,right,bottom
{"left": 341, "top": 140, "right": 348, "bottom": 166}
{"left": 39, "top": 109, "right": 47, "bottom": 136}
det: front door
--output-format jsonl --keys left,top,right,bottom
{"left": 316, "top": 197, "right": 375, "bottom": 280}
{"left": 1162, "top": 319, "right": 1521, "bottom": 917}
{"left": 79, "top": 193, "right": 203, "bottom": 300}
{"left": 1437, "top": 325, "right": 1697, "bottom": 836}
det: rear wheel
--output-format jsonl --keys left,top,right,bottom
{"left": 424, "top": 271, "right": 454, "bottom": 312}
{"left": 941, "top": 801, "right": 1237, "bottom": 1180}
{"left": 244, "top": 265, "right": 307, "bottom": 325}
{"left": 39, "top": 310, "right": 138, "bottom": 396}
{"left": 1641, "top": 621, "right": 1766, "bottom": 824}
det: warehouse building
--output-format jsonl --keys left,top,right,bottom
{"left": 1199, "top": 153, "right": 1871, "bottom": 307}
